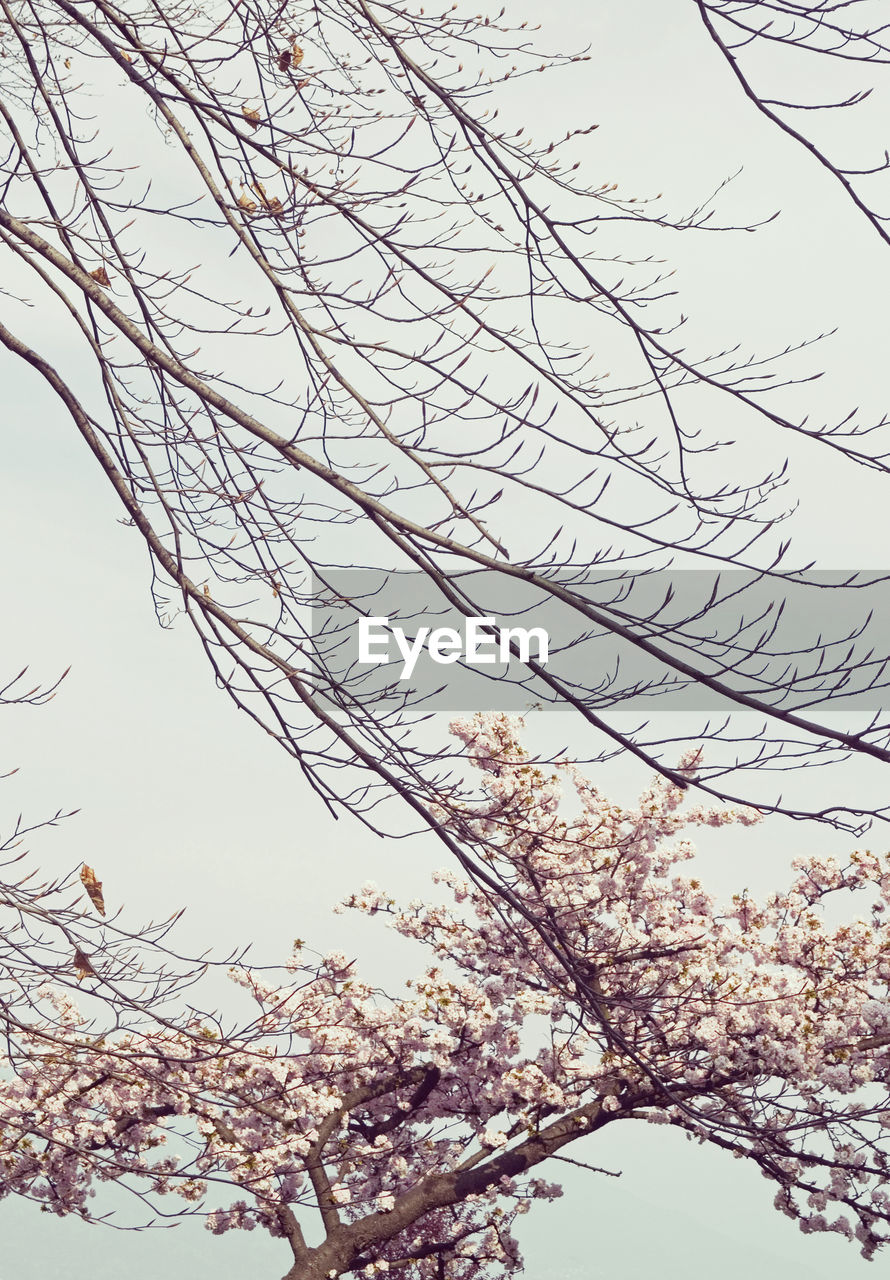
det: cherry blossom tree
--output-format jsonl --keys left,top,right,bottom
{"left": 5, "top": 713, "right": 890, "bottom": 1279}
{"left": 6, "top": 5, "right": 890, "bottom": 1259}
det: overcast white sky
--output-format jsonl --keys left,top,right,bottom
{"left": 2, "top": 0, "right": 890, "bottom": 1276}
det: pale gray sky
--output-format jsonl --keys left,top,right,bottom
{"left": 1, "top": 0, "right": 889, "bottom": 1276}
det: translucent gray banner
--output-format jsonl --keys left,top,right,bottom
{"left": 308, "top": 569, "right": 890, "bottom": 713}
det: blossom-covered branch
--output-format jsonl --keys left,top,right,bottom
{"left": 4, "top": 716, "right": 890, "bottom": 1277}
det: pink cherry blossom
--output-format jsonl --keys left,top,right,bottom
{"left": 3, "top": 713, "right": 890, "bottom": 1278}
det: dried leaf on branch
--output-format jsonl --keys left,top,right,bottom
{"left": 80, "top": 863, "right": 106, "bottom": 916}
{"left": 73, "top": 948, "right": 96, "bottom": 979}
{"left": 277, "top": 42, "right": 303, "bottom": 71}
